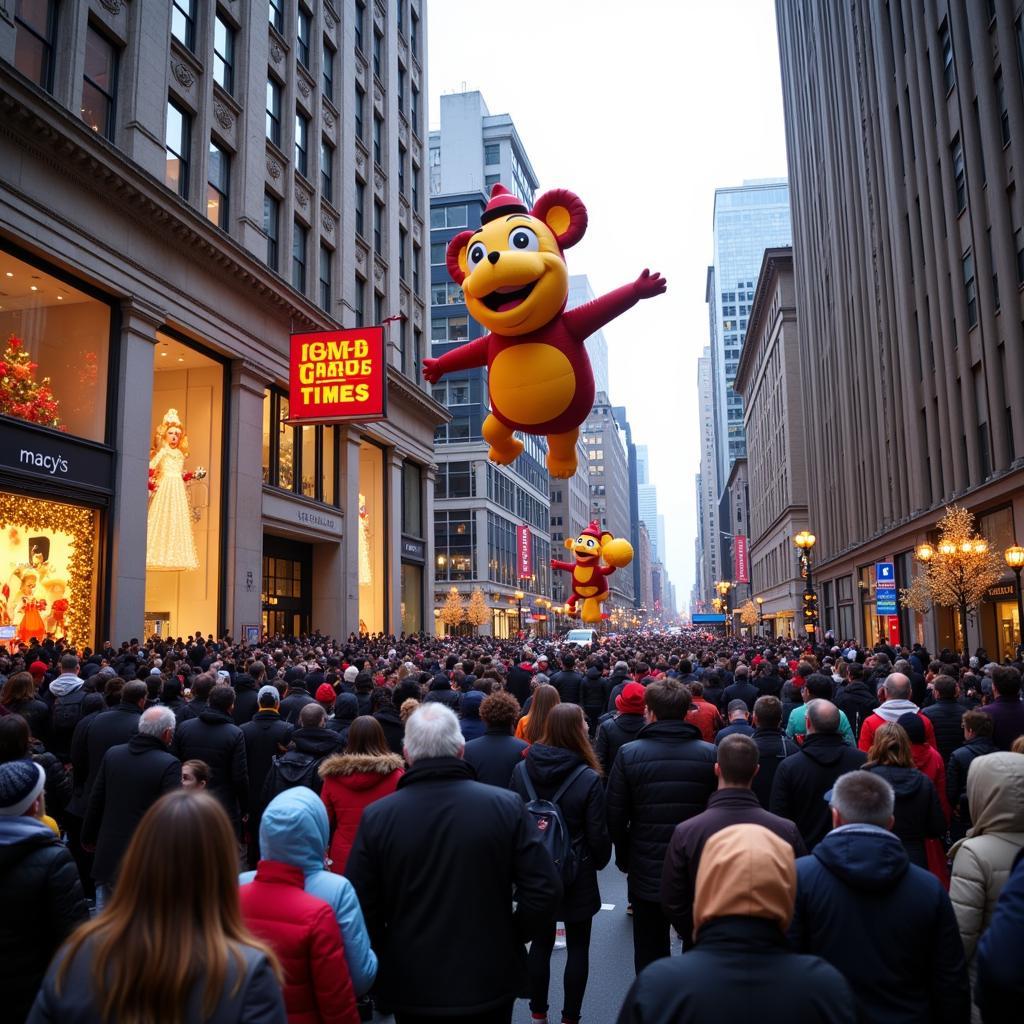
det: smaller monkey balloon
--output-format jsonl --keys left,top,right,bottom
{"left": 423, "top": 184, "right": 666, "bottom": 478}
{"left": 551, "top": 520, "right": 634, "bottom": 624}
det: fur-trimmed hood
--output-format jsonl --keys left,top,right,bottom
{"left": 319, "top": 751, "right": 405, "bottom": 781}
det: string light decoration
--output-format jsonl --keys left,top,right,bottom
{"left": 439, "top": 587, "right": 465, "bottom": 631}
{"left": 465, "top": 587, "right": 490, "bottom": 632}
{"left": 0, "top": 494, "right": 97, "bottom": 648}
{"left": 738, "top": 599, "right": 759, "bottom": 627}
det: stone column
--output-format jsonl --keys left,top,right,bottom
{"left": 223, "top": 361, "right": 267, "bottom": 639}
{"left": 387, "top": 448, "right": 406, "bottom": 634}
{"left": 339, "top": 427, "right": 363, "bottom": 635}
{"left": 424, "top": 462, "right": 437, "bottom": 635}
{"left": 108, "top": 298, "right": 162, "bottom": 643}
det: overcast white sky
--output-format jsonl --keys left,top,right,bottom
{"left": 427, "top": 0, "right": 790, "bottom": 609}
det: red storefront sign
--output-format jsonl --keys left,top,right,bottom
{"left": 517, "top": 525, "right": 532, "bottom": 579}
{"left": 734, "top": 535, "right": 750, "bottom": 584}
{"left": 288, "top": 327, "right": 387, "bottom": 423}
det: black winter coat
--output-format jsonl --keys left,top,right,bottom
{"left": 346, "top": 757, "right": 562, "bottom": 1016}
{"left": 946, "top": 737, "right": 998, "bottom": 829}
{"left": 834, "top": 681, "right": 879, "bottom": 739}
{"left": 28, "top": 740, "right": 72, "bottom": 820}
{"left": 505, "top": 664, "right": 533, "bottom": 707}
{"left": 769, "top": 733, "right": 867, "bottom": 850}
{"left": 580, "top": 669, "right": 609, "bottom": 718}
{"left": 550, "top": 670, "right": 583, "bottom": 705}
{"left": 865, "top": 765, "right": 945, "bottom": 868}
{"left": 82, "top": 734, "right": 181, "bottom": 883}
{"left": 278, "top": 686, "right": 315, "bottom": 725}
{"left": 605, "top": 719, "right": 717, "bottom": 901}
{"left": 68, "top": 704, "right": 143, "bottom": 818}
{"left": 701, "top": 682, "right": 727, "bottom": 713}
{"left": 463, "top": 727, "right": 528, "bottom": 788}
{"left": 240, "top": 711, "right": 294, "bottom": 816}
{"left": 755, "top": 672, "right": 783, "bottom": 698}
{"left": 723, "top": 679, "right": 759, "bottom": 711}
{"left": 750, "top": 727, "right": 797, "bottom": 810}
{"left": 922, "top": 698, "right": 967, "bottom": 766}
{"left": 373, "top": 706, "right": 404, "bottom": 755}
{"left": 791, "top": 824, "right": 969, "bottom": 1024}
{"left": 231, "top": 675, "right": 260, "bottom": 725}
{"left": 2, "top": 697, "right": 50, "bottom": 744}
{"left": 0, "top": 817, "right": 89, "bottom": 1022}
{"left": 510, "top": 744, "right": 611, "bottom": 921}
{"left": 594, "top": 712, "right": 645, "bottom": 776}
{"left": 174, "top": 709, "right": 249, "bottom": 824}
{"left": 617, "top": 917, "right": 855, "bottom": 1024}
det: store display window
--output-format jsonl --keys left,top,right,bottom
{"left": 144, "top": 334, "right": 224, "bottom": 639}
{"left": 0, "top": 493, "right": 100, "bottom": 648}
{"left": 358, "top": 440, "right": 385, "bottom": 634}
{"left": 0, "top": 248, "right": 111, "bottom": 442}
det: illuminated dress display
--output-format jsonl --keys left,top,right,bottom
{"left": 146, "top": 409, "right": 206, "bottom": 571}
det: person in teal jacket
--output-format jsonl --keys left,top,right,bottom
{"left": 239, "top": 787, "right": 377, "bottom": 996}
{"left": 786, "top": 675, "right": 855, "bottom": 746}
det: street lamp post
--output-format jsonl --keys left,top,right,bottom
{"left": 514, "top": 589, "right": 524, "bottom": 635}
{"left": 756, "top": 596, "right": 764, "bottom": 636}
{"left": 794, "top": 530, "right": 817, "bottom": 641}
{"left": 1005, "top": 545, "right": 1024, "bottom": 650}
{"left": 715, "top": 581, "right": 732, "bottom": 637}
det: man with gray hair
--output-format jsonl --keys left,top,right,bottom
{"left": 857, "top": 672, "right": 937, "bottom": 752}
{"left": 790, "top": 770, "right": 969, "bottom": 1023}
{"left": 82, "top": 705, "right": 181, "bottom": 909}
{"left": 346, "top": 702, "right": 560, "bottom": 1023}
{"left": 770, "top": 699, "right": 867, "bottom": 850}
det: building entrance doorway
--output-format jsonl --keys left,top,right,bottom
{"left": 262, "top": 534, "right": 312, "bottom": 639}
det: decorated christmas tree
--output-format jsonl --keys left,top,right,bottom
{"left": 0, "top": 335, "right": 62, "bottom": 428}
{"left": 439, "top": 587, "right": 465, "bottom": 632}
{"left": 466, "top": 588, "right": 490, "bottom": 632}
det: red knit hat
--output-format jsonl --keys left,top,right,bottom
{"left": 316, "top": 683, "right": 336, "bottom": 703}
{"left": 29, "top": 661, "right": 48, "bottom": 678}
{"left": 616, "top": 681, "right": 646, "bottom": 715}
{"left": 480, "top": 183, "right": 528, "bottom": 225}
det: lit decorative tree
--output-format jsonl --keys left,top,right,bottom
{"left": 0, "top": 335, "right": 62, "bottom": 429}
{"left": 901, "top": 504, "right": 1005, "bottom": 655}
{"left": 738, "top": 599, "right": 758, "bottom": 627}
{"left": 465, "top": 588, "right": 490, "bottom": 633}
{"left": 439, "top": 587, "right": 465, "bottom": 633}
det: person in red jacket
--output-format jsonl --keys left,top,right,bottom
{"left": 240, "top": 853, "right": 359, "bottom": 1024}
{"left": 858, "top": 674, "right": 937, "bottom": 752}
{"left": 685, "top": 682, "right": 724, "bottom": 743}
{"left": 318, "top": 716, "right": 403, "bottom": 874}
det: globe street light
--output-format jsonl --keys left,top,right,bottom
{"left": 794, "top": 531, "right": 817, "bottom": 639}
{"left": 1005, "top": 545, "right": 1024, "bottom": 648}
{"left": 755, "top": 595, "right": 764, "bottom": 636}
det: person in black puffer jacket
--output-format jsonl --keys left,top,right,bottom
{"left": 749, "top": 696, "right": 797, "bottom": 811}
{"left": 463, "top": 691, "right": 529, "bottom": 788}
{"left": 549, "top": 655, "right": 584, "bottom": 707}
{"left": 0, "top": 715, "right": 74, "bottom": 825}
{"left": 921, "top": 675, "right": 967, "bottom": 766}
{"left": 700, "top": 672, "right": 727, "bottom": 714}
{"left": 606, "top": 679, "right": 716, "bottom": 973}
{"left": 510, "top": 704, "right": 611, "bottom": 1024}
{"left": 0, "top": 760, "right": 90, "bottom": 1022}
{"left": 580, "top": 662, "right": 609, "bottom": 735}
{"left": 423, "top": 673, "right": 460, "bottom": 712}
{"left": 833, "top": 663, "right": 878, "bottom": 741}
{"left": 373, "top": 683, "right": 412, "bottom": 755}
{"left": 595, "top": 682, "right": 646, "bottom": 776}
{"left": 328, "top": 692, "right": 359, "bottom": 744}
{"left": 231, "top": 672, "right": 260, "bottom": 726}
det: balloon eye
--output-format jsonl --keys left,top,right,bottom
{"left": 468, "top": 243, "right": 487, "bottom": 269}
{"left": 509, "top": 226, "right": 539, "bottom": 252}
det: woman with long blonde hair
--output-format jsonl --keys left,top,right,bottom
{"left": 29, "top": 790, "right": 285, "bottom": 1023}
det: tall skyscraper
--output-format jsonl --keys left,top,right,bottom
{"left": 568, "top": 275, "right": 611, "bottom": 397}
{"left": 709, "top": 180, "right": 791, "bottom": 489}
{"left": 636, "top": 445, "right": 650, "bottom": 486}
{"left": 638, "top": 483, "right": 659, "bottom": 560}
{"left": 776, "top": 1, "right": 1024, "bottom": 656}
{"left": 697, "top": 347, "right": 720, "bottom": 606}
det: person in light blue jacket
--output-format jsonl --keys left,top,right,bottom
{"left": 239, "top": 786, "right": 377, "bottom": 996}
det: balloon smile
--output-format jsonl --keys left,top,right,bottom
{"left": 480, "top": 280, "right": 537, "bottom": 313}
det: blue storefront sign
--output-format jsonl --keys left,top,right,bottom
{"left": 875, "top": 562, "right": 897, "bottom": 615}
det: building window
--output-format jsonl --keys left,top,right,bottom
{"left": 435, "top": 510, "right": 476, "bottom": 580}
{"left": 484, "top": 143, "right": 499, "bottom": 164}
{"left": 297, "top": 5, "right": 311, "bottom": 67}
{"left": 399, "top": 226, "right": 407, "bottom": 280}
{"left": 431, "top": 241, "right": 446, "bottom": 265}
{"left": 374, "top": 200, "right": 383, "bottom": 250}
{"left": 413, "top": 327, "right": 422, "bottom": 379}
{"left": 206, "top": 140, "right": 229, "bottom": 229}
{"left": 266, "top": 77, "right": 282, "bottom": 146}
{"left": 996, "top": 68, "right": 1010, "bottom": 145}
{"left": 14, "top": 0, "right": 58, "bottom": 91}
{"left": 354, "top": 272, "right": 365, "bottom": 323}
{"left": 264, "top": 193, "right": 280, "bottom": 270}
{"left": 165, "top": 100, "right": 191, "bottom": 198}
{"left": 374, "top": 290, "right": 384, "bottom": 325}
{"left": 213, "top": 14, "right": 234, "bottom": 94}
{"left": 411, "top": 83, "right": 419, "bottom": 124}
{"left": 295, "top": 111, "right": 309, "bottom": 177}
{"left": 951, "top": 135, "right": 965, "bottom": 211}
{"left": 354, "top": 0, "right": 365, "bottom": 52}
{"left": 962, "top": 250, "right": 977, "bottom": 327}
{"left": 413, "top": 242, "right": 421, "bottom": 292}
{"left": 321, "top": 139, "right": 334, "bottom": 201}
{"left": 403, "top": 461, "right": 422, "bottom": 536}
{"left": 322, "top": 41, "right": 335, "bottom": 98}
{"left": 398, "top": 144, "right": 406, "bottom": 194}
{"left": 81, "top": 24, "right": 117, "bottom": 140}
{"left": 355, "top": 84, "right": 365, "bottom": 141}
{"left": 171, "top": 0, "right": 196, "bottom": 51}
{"left": 411, "top": 164, "right": 420, "bottom": 208}
{"left": 373, "top": 114, "right": 383, "bottom": 164}
{"left": 319, "top": 244, "right": 332, "bottom": 311}
{"left": 293, "top": 220, "right": 307, "bottom": 293}
{"left": 398, "top": 67, "right": 406, "bottom": 114}
{"left": 269, "top": 0, "right": 284, "bottom": 34}
{"left": 355, "top": 178, "right": 366, "bottom": 236}
{"left": 411, "top": 10, "right": 419, "bottom": 58}
{"left": 940, "top": 18, "right": 954, "bottom": 92}
{"left": 485, "top": 173, "right": 500, "bottom": 189}
{"left": 373, "top": 30, "right": 382, "bottom": 77}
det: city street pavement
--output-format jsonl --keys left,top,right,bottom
{"left": 377, "top": 862, "right": 680, "bottom": 1024}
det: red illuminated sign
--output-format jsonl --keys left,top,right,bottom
{"left": 517, "top": 525, "right": 532, "bottom": 579}
{"left": 288, "top": 327, "right": 387, "bottom": 423}
{"left": 734, "top": 535, "right": 749, "bottom": 584}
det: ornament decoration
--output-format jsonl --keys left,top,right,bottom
{"left": 0, "top": 335, "right": 63, "bottom": 429}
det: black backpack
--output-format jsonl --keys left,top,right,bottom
{"left": 263, "top": 750, "right": 322, "bottom": 803}
{"left": 52, "top": 688, "right": 86, "bottom": 734}
{"left": 516, "top": 762, "right": 589, "bottom": 886}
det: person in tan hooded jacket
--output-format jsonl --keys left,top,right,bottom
{"left": 617, "top": 823, "right": 854, "bottom": 1024}
{"left": 949, "top": 751, "right": 1024, "bottom": 1010}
